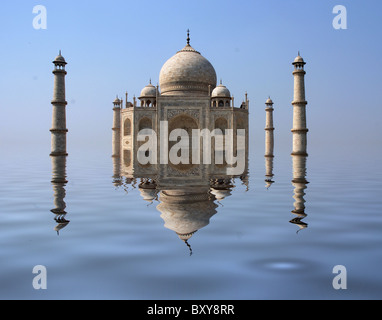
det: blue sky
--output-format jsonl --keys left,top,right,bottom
{"left": 0, "top": 0, "right": 381, "bottom": 157}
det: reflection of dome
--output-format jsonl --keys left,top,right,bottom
{"left": 265, "top": 178, "right": 275, "bottom": 189}
{"left": 159, "top": 43, "right": 217, "bottom": 96}
{"left": 210, "top": 179, "right": 234, "bottom": 201}
{"left": 177, "top": 231, "right": 197, "bottom": 241}
{"left": 139, "top": 188, "right": 158, "bottom": 203}
{"left": 211, "top": 83, "right": 231, "bottom": 98}
{"left": 157, "top": 189, "right": 217, "bottom": 239}
{"left": 54, "top": 216, "right": 70, "bottom": 235}
{"left": 210, "top": 188, "right": 232, "bottom": 201}
{"left": 139, "top": 82, "right": 157, "bottom": 98}
{"left": 138, "top": 179, "right": 158, "bottom": 203}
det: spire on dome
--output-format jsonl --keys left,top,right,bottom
{"left": 187, "top": 29, "right": 190, "bottom": 46}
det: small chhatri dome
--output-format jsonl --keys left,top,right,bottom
{"left": 53, "top": 50, "right": 67, "bottom": 65}
{"left": 293, "top": 52, "right": 306, "bottom": 65}
{"left": 113, "top": 96, "right": 121, "bottom": 104}
{"left": 265, "top": 97, "right": 273, "bottom": 105}
{"left": 211, "top": 81, "right": 231, "bottom": 98}
{"left": 159, "top": 30, "right": 217, "bottom": 96}
{"left": 139, "top": 80, "right": 157, "bottom": 98}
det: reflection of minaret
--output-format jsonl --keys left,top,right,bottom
{"left": 264, "top": 97, "right": 275, "bottom": 189}
{"left": 265, "top": 157, "right": 274, "bottom": 189}
{"left": 290, "top": 155, "right": 309, "bottom": 231}
{"left": 291, "top": 53, "right": 308, "bottom": 156}
{"left": 112, "top": 156, "right": 123, "bottom": 188}
{"left": 51, "top": 155, "right": 69, "bottom": 234}
{"left": 50, "top": 51, "right": 68, "bottom": 157}
{"left": 290, "top": 52, "right": 309, "bottom": 231}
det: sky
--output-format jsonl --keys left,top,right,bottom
{"left": 0, "top": 0, "right": 382, "bottom": 158}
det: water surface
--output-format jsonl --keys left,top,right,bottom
{"left": 0, "top": 144, "right": 381, "bottom": 300}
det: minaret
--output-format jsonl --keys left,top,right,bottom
{"left": 291, "top": 53, "right": 308, "bottom": 156}
{"left": 112, "top": 96, "right": 121, "bottom": 158}
{"left": 50, "top": 51, "right": 68, "bottom": 157}
{"left": 265, "top": 97, "right": 275, "bottom": 188}
{"left": 264, "top": 97, "right": 274, "bottom": 157}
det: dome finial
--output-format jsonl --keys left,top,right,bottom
{"left": 187, "top": 29, "right": 190, "bottom": 46}
{"left": 184, "top": 239, "right": 193, "bottom": 256}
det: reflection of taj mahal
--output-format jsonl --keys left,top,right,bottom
{"left": 112, "top": 156, "right": 248, "bottom": 255}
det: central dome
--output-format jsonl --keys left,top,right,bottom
{"left": 159, "top": 43, "right": 217, "bottom": 96}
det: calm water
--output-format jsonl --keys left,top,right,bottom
{"left": 0, "top": 143, "right": 382, "bottom": 300}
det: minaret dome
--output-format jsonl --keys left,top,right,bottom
{"left": 53, "top": 50, "right": 67, "bottom": 68}
{"left": 292, "top": 52, "right": 306, "bottom": 69}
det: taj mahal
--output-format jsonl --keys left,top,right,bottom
{"left": 49, "top": 30, "right": 309, "bottom": 247}
{"left": 111, "top": 30, "right": 249, "bottom": 179}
